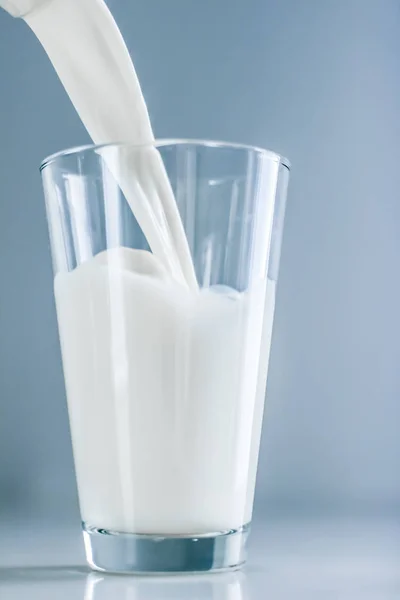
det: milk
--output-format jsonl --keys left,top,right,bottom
{"left": 55, "top": 248, "right": 275, "bottom": 534}
{"left": 24, "top": 0, "right": 197, "bottom": 288}
{"left": 0, "top": 0, "right": 277, "bottom": 535}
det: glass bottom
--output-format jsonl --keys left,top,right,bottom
{"left": 82, "top": 522, "right": 250, "bottom": 574}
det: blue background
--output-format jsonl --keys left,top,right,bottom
{"left": 0, "top": 0, "right": 399, "bottom": 523}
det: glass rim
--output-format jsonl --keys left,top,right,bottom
{"left": 40, "top": 138, "right": 291, "bottom": 172}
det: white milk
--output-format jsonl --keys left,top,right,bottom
{"left": 23, "top": 0, "right": 197, "bottom": 288}
{"left": 0, "top": 0, "right": 277, "bottom": 534}
{"left": 55, "top": 248, "right": 275, "bottom": 534}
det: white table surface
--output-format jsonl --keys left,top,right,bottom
{"left": 0, "top": 517, "right": 399, "bottom": 599}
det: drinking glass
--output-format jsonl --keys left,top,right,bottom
{"left": 41, "top": 140, "right": 290, "bottom": 574}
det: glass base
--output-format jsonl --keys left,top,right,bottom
{"left": 82, "top": 522, "right": 250, "bottom": 574}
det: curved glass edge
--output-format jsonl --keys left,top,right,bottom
{"left": 40, "top": 139, "right": 291, "bottom": 172}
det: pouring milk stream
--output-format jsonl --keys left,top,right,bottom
{"left": 3, "top": 0, "right": 197, "bottom": 287}
{"left": 1, "top": 0, "right": 276, "bottom": 534}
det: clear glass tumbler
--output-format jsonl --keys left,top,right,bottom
{"left": 41, "top": 140, "right": 290, "bottom": 574}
